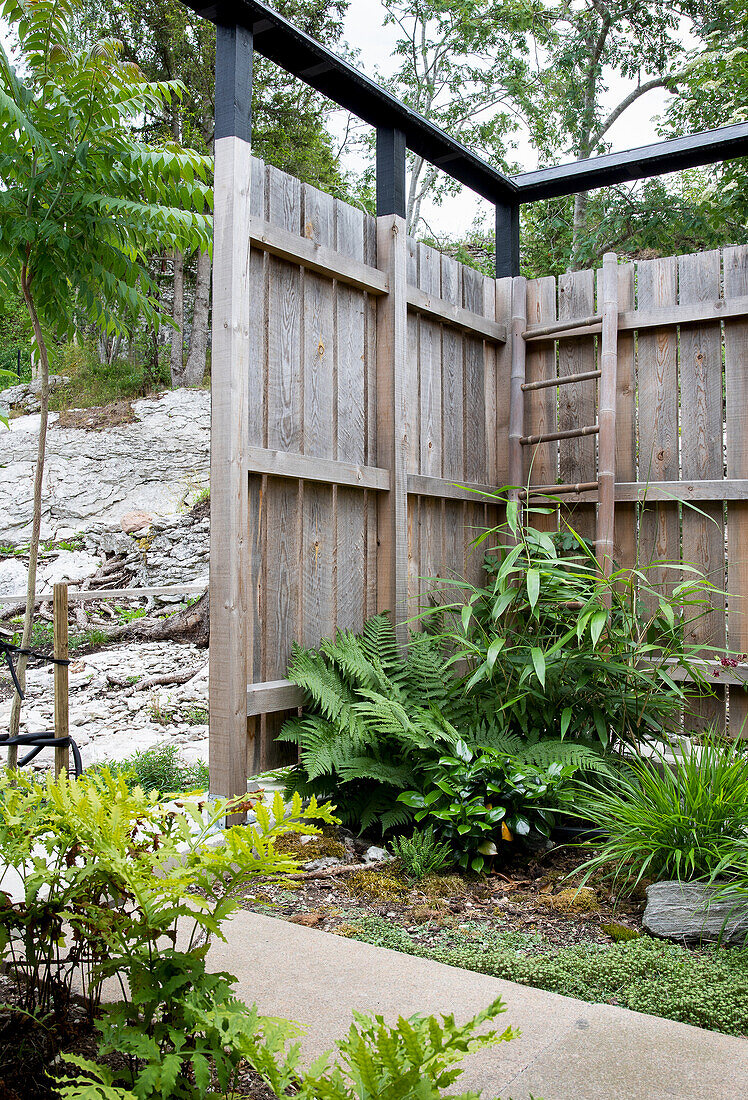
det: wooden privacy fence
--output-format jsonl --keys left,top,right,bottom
{"left": 209, "top": 152, "right": 748, "bottom": 797}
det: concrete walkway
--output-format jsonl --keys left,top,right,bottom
{"left": 208, "top": 910, "right": 748, "bottom": 1100}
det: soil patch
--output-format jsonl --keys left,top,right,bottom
{"left": 54, "top": 400, "right": 138, "bottom": 431}
{"left": 237, "top": 829, "right": 643, "bottom": 947}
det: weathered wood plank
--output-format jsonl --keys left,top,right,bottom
{"left": 250, "top": 214, "right": 388, "bottom": 294}
{"left": 524, "top": 277, "right": 557, "bottom": 532}
{"left": 301, "top": 184, "right": 335, "bottom": 650}
{"left": 611, "top": 262, "right": 636, "bottom": 580}
{"left": 336, "top": 198, "right": 370, "bottom": 633}
{"left": 246, "top": 446, "right": 389, "bottom": 490}
{"left": 596, "top": 253, "right": 619, "bottom": 578}
{"left": 724, "top": 245, "right": 748, "bottom": 737}
{"left": 246, "top": 679, "right": 304, "bottom": 716}
{"left": 376, "top": 215, "right": 409, "bottom": 641}
{"left": 523, "top": 293, "right": 748, "bottom": 342}
{"left": 558, "top": 267, "right": 596, "bottom": 541}
{"left": 494, "top": 276, "right": 513, "bottom": 488}
{"left": 440, "top": 253, "right": 467, "bottom": 583}
{"left": 406, "top": 284, "right": 506, "bottom": 342}
{"left": 637, "top": 256, "right": 679, "bottom": 601}
{"left": 679, "top": 249, "right": 725, "bottom": 731}
{"left": 209, "top": 133, "right": 252, "bottom": 799}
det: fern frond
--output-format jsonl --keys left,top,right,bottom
{"left": 360, "top": 613, "right": 401, "bottom": 670}
{"left": 336, "top": 757, "right": 414, "bottom": 789}
{"left": 515, "top": 740, "right": 613, "bottom": 774}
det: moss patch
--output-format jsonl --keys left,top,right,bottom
{"left": 275, "top": 831, "right": 346, "bottom": 863}
{"left": 602, "top": 922, "right": 641, "bottom": 943}
{"left": 548, "top": 886, "right": 599, "bottom": 914}
{"left": 345, "top": 869, "right": 407, "bottom": 904}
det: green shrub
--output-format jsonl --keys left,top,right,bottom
{"left": 390, "top": 826, "right": 454, "bottom": 879}
{"left": 574, "top": 733, "right": 748, "bottom": 893}
{"left": 49, "top": 338, "right": 170, "bottom": 411}
{"left": 109, "top": 743, "right": 208, "bottom": 795}
{"left": 400, "top": 745, "right": 577, "bottom": 872}
{"left": 280, "top": 613, "right": 605, "bottom": 837}
{"left": 426, "top": 502, "right": 717, "bottom": 751}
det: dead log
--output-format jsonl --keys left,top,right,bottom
{"left": 97, "top": 591, "right": 210, "bottom": 647}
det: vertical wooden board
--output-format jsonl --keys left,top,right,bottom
{"left": 440, "top": 254, "right": 464, "bottom": 480}
{"left": 524, "top": 277, "right": 557, "bottom": 532}
{"left": 376, "top": 214, "right": 409, "bottom": 639}
{"left": 264, "top": 166, "right": 302, "bottom": 681}
{"left": 405, "top": 238, "right": 421, "bottom": 618}
{"left": 364, "top": 216, "right": 379, "bottom": 618}
{"left": 417, "top": 243, "right": 444, "bottom": 603}
{"left": 494, "top": 276, "right": 513, "bottom": 486}
{"left": 210, "top": 134, "right": 252, "bottom": 797}
{"left": 247, "top": 166, "right": 266, "bottom": 691}
{"left": 443, "top": 499, "right": 465, "bottom": 591}
{"left": 482, "top": 272, "right": 499, "bottom": 485}
{"left": 300, "top": 184, "right": 335, "bottom": 647}
{"left": 335, "top": 198, "right": 368, "bottom": 632}
{"left": 462, "top": 266, "right": 487, "bottom": 484}
{"left": 637, "top": 257, "right": 679, "bottom": 599}
{"left": 679, "top": 250, "right": 725, "bottom": 731}
{"left": 724, "top": 245, "right": 748, "bottom": 736}
{"left": 610, "top": 263, "right": 636, "bottom": 573}
{"left": 558, "top": 268, "right": 596, "bottom": 541}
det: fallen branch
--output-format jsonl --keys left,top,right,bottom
{"left": 106, "top": 665, "right": 205, "bottom": 695}
{"left": 281, "top": 859, "right": 388, "bottom": 882}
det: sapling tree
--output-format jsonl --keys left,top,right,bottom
{"left": 0, "top": 0, "right": 211, "bottom": 747}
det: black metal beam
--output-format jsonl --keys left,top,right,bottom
{"left": 495, "top": 202, "right": 520, "bottom": 278}
{"left": 513, "top": 124, "right": 748, "bottom": 202}
{"left": 184, "top": 0, "right": 518, "bottom": 204}
{"left": 376, "top": 128, "right": 406, "bottom": 217}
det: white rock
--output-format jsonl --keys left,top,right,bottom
{"left": 362, "top": 845, "right": 393, "bottom": 864}
{"left": 0, "top": 557, "right": 27, "bottom": 597}
{"left": 40, "top": 550, "right": 101, "bottom": 588}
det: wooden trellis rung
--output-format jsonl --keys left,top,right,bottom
{"left": 521, "top": 480, "right": 599, "bottom": 498}
{"left": 522, "top": 313, "right": 602, "bottom": 341}
{"left": 520, "top": 424, "right": 599, "bottom": 446}
{"left": 522, "top": 369, "right": 601, "bottom": 392}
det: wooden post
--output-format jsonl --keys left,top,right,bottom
{"left": 376, "top": 213, "right": 409, "bottom": 645}
{"left": 508, "top": 276, "right": 527, "bottom": 494}
{"left": 53, "top": 582, "right": 69, "bottom": 779}
{"left": 597, "top": 252, "right": 618, "bottom": 581}
{"left": 209, "top": 22, "right": 253, "bottom": 800}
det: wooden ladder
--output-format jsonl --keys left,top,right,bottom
{"left": 508, "top": 252, "right": 619, "bottom": 578}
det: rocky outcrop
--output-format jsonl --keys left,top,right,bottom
{"left": 0, "top": 389, "right": 209, "bottom": 543}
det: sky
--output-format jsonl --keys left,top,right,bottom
{"left": 339, "top": 0, "right": 679, "bottom": 236}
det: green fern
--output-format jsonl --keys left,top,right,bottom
{"left": 281, "top": 614, "right": 460, "bottom": 833}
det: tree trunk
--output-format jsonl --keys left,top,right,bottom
{"left": 170, "top": 249, "right": 185, "bottom": 387}
{"left": 569, "top": 190, "right": 589, "bottom": 271}
{"left": 9, "top": 272, "right": 50, "bottom": 761}
{"left": 184, "top": 248, "right": 211, "bottom": 387}
{"left": 100, "top": 590, "right": 210, "bottom": 647}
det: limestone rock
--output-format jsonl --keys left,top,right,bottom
{"left": 362, "top": 845, "right": 393, "bottom": 864}
{"left": 0, "top": 557, "right": 27, "bottom": 597}
{"left": 120, "top": 510, "right": 154, "bottom": 534}
{"left": 644, "top": 881, "right": 748, "bottom": 945}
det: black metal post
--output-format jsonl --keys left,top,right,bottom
{"left": 215, "top": 22, "right": 253, "bottom": 141}
{"left": 495, "top": 202, "right": 520, "bottom": 279}
{"left": 376, "top": 127, "right": 407, "bottom": 218}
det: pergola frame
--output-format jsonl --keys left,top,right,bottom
{"left": 181, "top": 0, "right": 748, "bottom": 799}
{"left": 185, "top": 0, "right": 748, "bottom": 277}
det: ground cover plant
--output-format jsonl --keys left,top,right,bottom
{"left": 106, "top": 742, "right": 209, "bottom": 795}
{"left": 0, "top": 767, "right": 516, "bottom": 1100}
{"left": 338, "top": 918, "right": 748, "bottom": 1037}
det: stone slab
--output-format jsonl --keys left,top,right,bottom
{"left": 207, "top": 910, "right": 748, "bottom": 1099}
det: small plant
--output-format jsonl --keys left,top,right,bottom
{"left": 109, "top": 743, "right": 208, "bottom": 794}
{"left": 574, "top": 733, "right": 748, "bottom": 895}
{"left": 400, "top": 743, "right": 577, "bottom": 872}
{"left": 390, "top": 826, "right": 454, "bottom": 880}
{"left": 115, "top": 605, "right": 148, "bottom": 623}
{"left": 184, "top": 706, "right": 209, "bottom": 726}
{"left": 149, "top": 696, "right": 176, "bottom": 727}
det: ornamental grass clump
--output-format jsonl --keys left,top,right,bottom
{"left": 573, "top": 733, "right": 748, "bottom": 894}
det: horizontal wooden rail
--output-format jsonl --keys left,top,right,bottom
{"left": 247, "top": 446, "right": 390, "bottom": 491}
{"left": 406, "top": 286, "right": 506, "bottom": 343}
{"left": 522, "top": 369, "right": 601, "bottom": 392}
{"left": 0, "top": 583, "right": 207, "bottom": 607}
{"left": 247, "top": 679, "right": 304, "bottom": 716}
{"left": 250, "top": 216, "right": 389, "bottom": 295}
{"left": 659, "top": 658, "right": 748, "bottom": 689}
{"left": 524, "top": 479, "right": 748, "bottom": 503}
{"left": 407, "top": 474, "right": 501, "bottom": 503}
{"left": 521, "top": 424, "right": 599, "bottom": 446}
{"left": 524, "top": 294, "right": 748, "bottom": 343}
